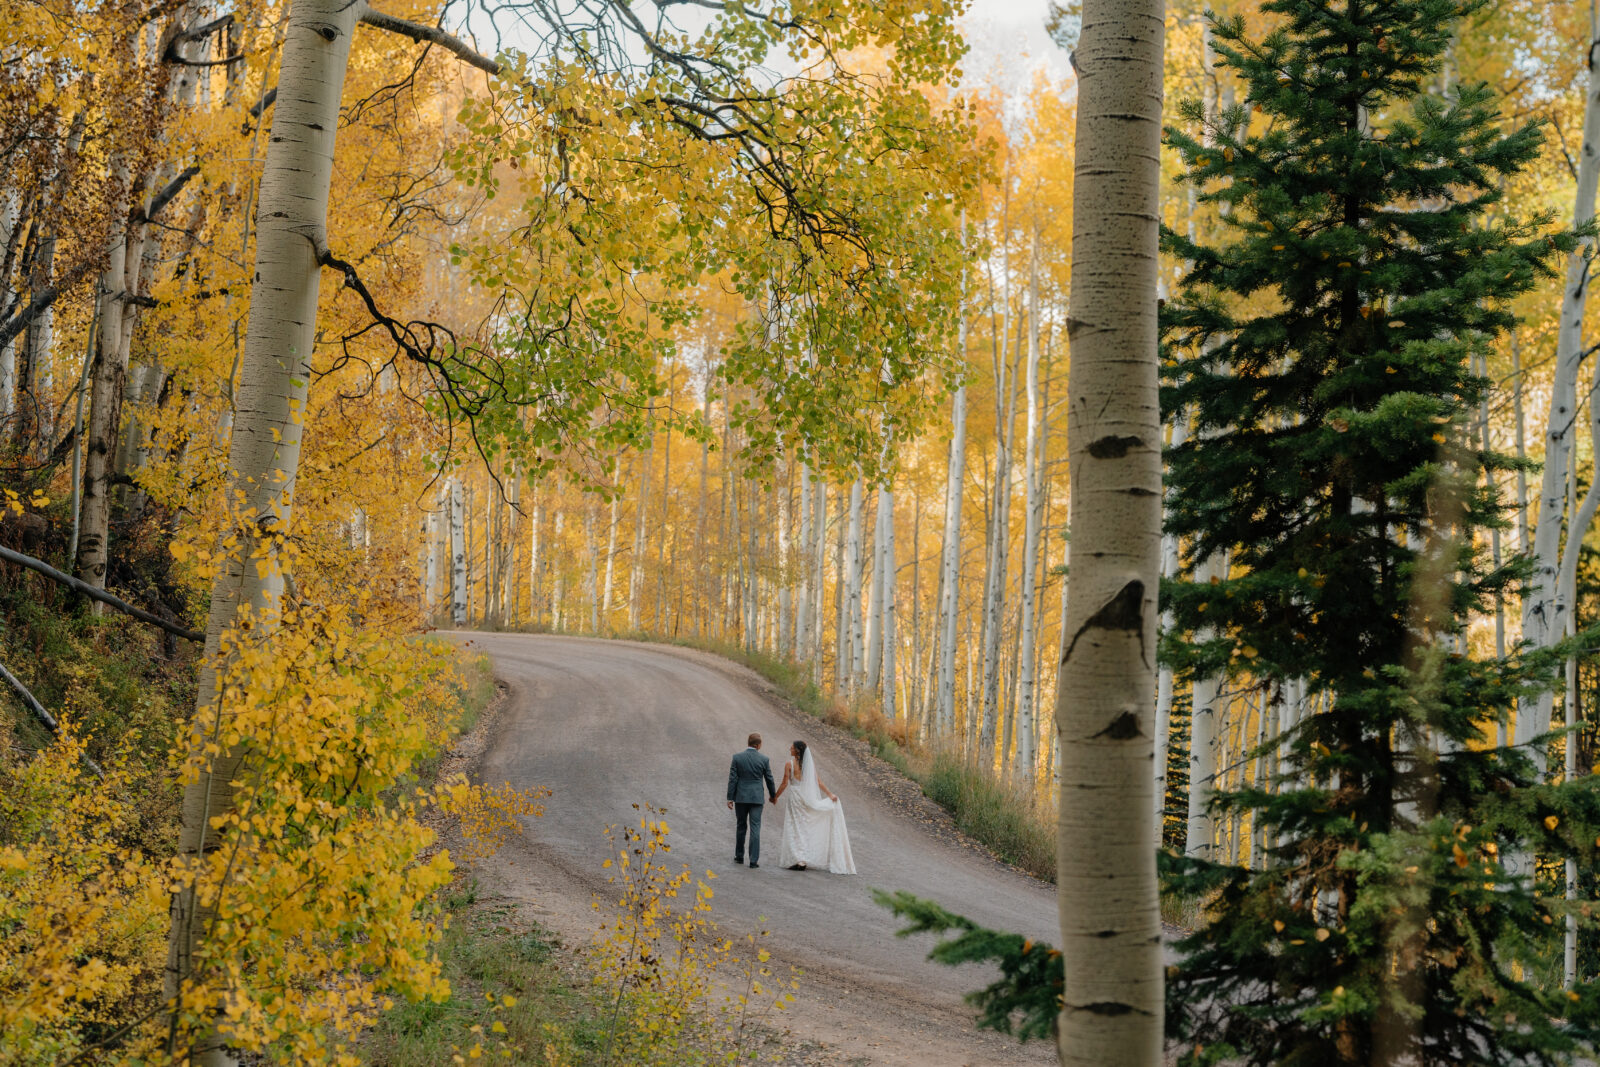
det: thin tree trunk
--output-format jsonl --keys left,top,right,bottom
{"left": 936, "top": 374, "right": 968, "bottom": 735}
{"left": 865, "top": 486, "right": 884, "bottom": 690}
{"left": 881, "top": 485, "right": 898, "bottom": 720}
{"left": 163, "top": 1, "right": 367, "bottom": 1053}
{"left": 1054, "top": 0, "right": 1165, "bottom": 1059}
{"left": 844, "top": 479, "right": 866, "bottom": 693}
{"left": 812, "top": 481, "right": 828, "bottom": 683}
{"left": 1015, "top": 245, "right": 1044, "bottom": 779}
{"left": 629, "top": 443, "right": 651, "bottom": 631}
{"left": 1519, "top": 26, "right": 1600, "bottom": 775}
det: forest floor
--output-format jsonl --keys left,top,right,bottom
{"left": 448, "top": 632, "right": 1061, "bottom": 1066}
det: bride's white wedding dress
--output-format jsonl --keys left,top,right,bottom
{"left": 776, "top": 753, "right": 856, "bottom": 874}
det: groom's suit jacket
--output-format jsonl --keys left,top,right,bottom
{"left": 727, "top": 747, "right": 777, "bottom": 804}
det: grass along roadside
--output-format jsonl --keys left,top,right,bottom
{"left": 372, "top": 641, "right": 803, "bottom": 1066}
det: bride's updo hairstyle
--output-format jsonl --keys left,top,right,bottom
{"left": 792, "top": 740, "right": 807, "bottom": 770}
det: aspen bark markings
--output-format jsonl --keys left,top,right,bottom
{"left": 163, "top": 8, "right": 499, "bottom": 1057}
{"left": 1053, "top": 0, "right": 1166, "bottom": 1061}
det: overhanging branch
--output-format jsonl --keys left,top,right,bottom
{"left": 0, "top": 657, "right": 104, "bottom": 779}
{"left": 0, "top": 545, "right": 204, "bottom": 642}
{"left": 359, "top": 5, "right": 501, "bottom": 75}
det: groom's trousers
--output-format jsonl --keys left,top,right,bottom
{"left": 733, "top": 801, "right": 765, "bottom": 864}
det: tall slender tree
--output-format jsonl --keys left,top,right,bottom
{"left": 1052, "top": 0, "right": 1166, "bottom": 1061}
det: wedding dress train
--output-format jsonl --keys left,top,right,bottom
{"left": 776, "top": 753, "right": 856, "bottom": 874}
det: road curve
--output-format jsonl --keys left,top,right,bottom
{"left": 451, "top": 633, "right": 1058, "bottom": 1065}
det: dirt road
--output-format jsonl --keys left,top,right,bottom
{"left": 453, "top": 633, "right": 1059, "bottom": 1066}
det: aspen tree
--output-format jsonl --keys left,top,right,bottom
{"left": 1015, "top": 243, "right": 1044, "bottom": 779}
{"left": 1519, "top": 16, "right": 1600, "bottom": 773}
{"left": 935, "top": 330, "right": 969, "bottom": 734}
{"left": 881, "top": 484, "right": 898, "bottom": 720}
{"left": 1053, "top": 0, "right": 1165, "bottom": 1061}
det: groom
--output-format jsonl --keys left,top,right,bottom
{"left": 726, "top": 732, "right": 778, "bottom": 868}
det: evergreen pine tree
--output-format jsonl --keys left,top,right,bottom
{"left": 1161, "top": 1, "right": 1600, "bottom": 1063}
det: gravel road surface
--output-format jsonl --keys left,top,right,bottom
{"left": 449, "top": 632, "right": 1060, "bottom": 1066}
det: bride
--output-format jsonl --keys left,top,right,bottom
{"left": 773, "top": 741, "right": 856, "bottom": 874}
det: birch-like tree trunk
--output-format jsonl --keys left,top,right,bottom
{"left": 0, "top": 192, "right": 22, "bottom": 417}
{"left": 796, "top": 466, "right": 813, "bottom": 658}
{"left": 880, "top": 485, "right": 898, "bottom": 720}
{"left": 601, "top": 472, "right": 620, "bottom": 620}
{"left": 552, "top": 509, "right": 566, "bottom": 629}
{"left": 847, "top": 479, "right": 867, "bottom": 691}
{"left": 1053, "top": 0, "right": 1165, "bottom": 1059}
{"left": 979, "top": 327, "right": 1018, "bottom": 761}
{"left": 629, "top": 443, "right": 652, "bottom": 631}
{"left": 425, "top": 493, "right": 440, "bottom": 616}
{"left": 865, "top": 489, "right": 885, "bottom": 690}
{"left": 450, "top": 478, "right": 467, "bottom": 625}
{"left": 935, "top": 371, "right": 968, "bottom": 734}
{"left": 812, "top": 480, "right": 828, "bottom": 683}
{"left": 1519, "top": 28, "right": 1600, "bottom": 773}
{"left": 164, "top": 1, "right": 368, "bottom": 1053}
{"left": 1015, "top": 248, "right": 1045, "bottom": 779}
{"left": 778, "top": 474, "right": 792, "bottom": 657}
{"left": 1184, "top": 551, "right": 1228, "bottom": 858}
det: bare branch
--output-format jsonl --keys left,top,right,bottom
{"left": 0, "top": 545, "right": 204, "bottom": 642}
{"left": 359, "top": 5, "right": 501, "bottom": 75}
{"left": 137, "top": 164, "right": 202, "bottom": 224}
{"left": 0, "top": 657, "right": 104, "bottom": 779}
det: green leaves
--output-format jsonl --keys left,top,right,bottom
{"left": 436, "top": 3, "right": 982, "bottom": 489}
{"left": 1158, "top": 0, "right": 1598, "bottom": 1062}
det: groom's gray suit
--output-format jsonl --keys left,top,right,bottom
{"left": 727, "top": 746, "right": 777, "bottom": 866}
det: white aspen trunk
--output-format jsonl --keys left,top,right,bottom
{"left": 529, "top": 491, "right": 543, "bottom": 627}
{"left": 778, "top": 476, "right": 792, "bottom": 658}
{"left": 0, "top": 191, "right": 21, "bottom": 417}
{"left": 552, "top": 509, "right": 566, "bottom": 629}
{"left": 865, "top": 489, "right": 885, "bottom": 690}
{"left": 880, "top": 485, "right": 898, "bottom": 720}
{"left": 936, "top": 377, "right": 969, "bottom": 735}
{"left": 164, "top": 1, "right": 363, "bottom": 1054}
{"left": 812, "top": 481, "right": 828, "bottom": 683}
{"left": 796, "top": 467, "right": 813, "bottom": 659}
{"left": 980, "top": 337, "right": 1018, "bottom": 762}
{"left": 425, "top": 496, "right": 439, "bottom": 616}
{"left": 1015, "top": 248, "right": 1044, "bottom": 779}
{"left": 450, "top": 478, "right": 467, "bottom": 625}
{"left": 1511, "top": 335, "right": 1531, "bottom": 554}
{"left": 73, "top": 158, "right": 136, "bottom": 596}
{"left": 1520, "top": 30, "right": 1600, "bottom": 774}
{"left": 1185, "top": 551, "right": 1228, "bottom": 858}
{"left": 602, "top": 468, "right": 620, "bottom": 622}
{"left": 629, "top": 444, "right": 651, "bottom": 631}
{"left": 1054, "top": 0, "right": 1165, "bottom": 1059}
{"left": 834, "top": 484, "right": 850, "bottom": 690}
{"left": 505, "top": 472, "right": 520, "bottom": 625}
{"left": 585, "top": 502, "right": 600, "bottom": 632}
{"left": 844, "top": 479, "right": 866, "bottom": 693}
